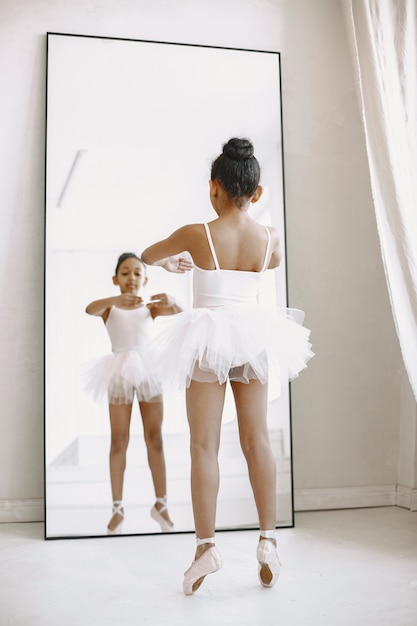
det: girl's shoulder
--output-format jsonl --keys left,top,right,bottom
{"left": 266, "top": 224, "right": 280, "bottom": 240}
{"left": 269, "top": 225, "right": 281, "bottom": 248}
{"left": 170, "top": 222, "right": 207, "bottom": 245}
{"left": 175, "top": 222, "right": 206, "bottom": 234}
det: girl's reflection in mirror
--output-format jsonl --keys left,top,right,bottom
{"left": 84, "top": 253, "right": 183, "bottom": 533}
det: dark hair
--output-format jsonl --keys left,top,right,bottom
{"left": 210, "top": 138, "right": 260, "bottom": 207}
{"left": 114, "top": 252, "right": 146, "bottom": 276}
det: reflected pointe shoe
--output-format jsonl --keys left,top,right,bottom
{"left": 150, "top": 496, "right": 174, "bottom": 532}
{"left": 107, "top": 500, "right": 124, "bottom": 534}
{"left": 257, "top": 537, "right": 282, "bottom": 587}
{"left": 183, "top": 538, "right": 223, "bottom": 595}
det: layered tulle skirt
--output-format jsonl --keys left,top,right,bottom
{"left": 151, "top": 305, "right": 314, "bottom": 400}
{"left": 82, "top": 347, "right": 163, "bottom": 405}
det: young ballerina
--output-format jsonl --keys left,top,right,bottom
{"left": 141, "top": 138, "right": 313, "bottom": 593}
{"left": 84, "top": 252, "right": 187, "bottom": 534}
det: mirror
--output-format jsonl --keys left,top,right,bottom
{"left": 44, "top": 32, "right": 292, "bottom": 538}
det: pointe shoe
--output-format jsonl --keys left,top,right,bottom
{"left": 183, "top": 541, "right": 222, "bottom": 595}
{"left": 107, "top": 500, "right": 124, "bottom": 534}
{"left": 150, "top": 496, "right": 174, "bottom": 532}
{"left": 257, "top": 538, "right": 282, "bottom": 587}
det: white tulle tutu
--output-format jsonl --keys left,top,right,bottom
{"left": 82, "top": 348, "right": 163, "bottom": 405}
{"left": 151, "top": 305, "right": 314, "bottom": 400}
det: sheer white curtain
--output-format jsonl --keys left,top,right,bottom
{"left": 342, "top": 0, "right": 417, "bottom": 400}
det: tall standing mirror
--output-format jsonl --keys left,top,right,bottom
{"left": 44, "top": 32, "right": 292, "bottom": 538}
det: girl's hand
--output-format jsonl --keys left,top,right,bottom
{"left": 115, "top": 293, "right": 144, "bottom": 309}
{"left": 160, "top": 253, "right": 193, "bottom": 273}
{"left": 147, "top": 293, "right": 172, "bottom": 308}
{"left": 147, "top": 293, "right": 182, "bottom": 315}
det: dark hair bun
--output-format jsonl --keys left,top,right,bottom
{"left": 223, "top": 138, "right": 254, "bottom": 161}
{"left": 210, "top": 137, "right": 260, "bottom": 205}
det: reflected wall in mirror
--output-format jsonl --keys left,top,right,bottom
{"left": 45, "top": 32, "right": 292, "bottom": 538}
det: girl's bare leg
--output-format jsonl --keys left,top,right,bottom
{"left": 139, "top": 399, "right": 173, "bottom": 526}
{"left": 231, "top": 380, "right": 281, "bottom": 587}
{"left": 185, "top": 380, "right": 226, "bottom": 558}
{"left": 230, "top": 379, "right": 276, "bottom": 531}
{"left": 108, "top": 403, "right": 132, "bottom": 530}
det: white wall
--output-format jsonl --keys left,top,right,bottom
{"left": 0, "top": 0, "right": 413, "bottom": 521}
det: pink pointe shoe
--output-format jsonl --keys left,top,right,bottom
{"left": 257, "top": 537, "right": 282, "bottom": 587}
{"left": 150, "top": 496, "right": 174, "bottom": 533}
{"left": 107, "top": 500, "right": 124, "bottom": 534}
{"left": 183, "top": 538, "right": 223, "bottom": 595}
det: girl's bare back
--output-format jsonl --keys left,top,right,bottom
{"left": 178, "top": 218, "right": 280, "bottom": 272}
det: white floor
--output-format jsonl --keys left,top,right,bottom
{"left": 0, "top": 506, "right": 416, "bottom": 626}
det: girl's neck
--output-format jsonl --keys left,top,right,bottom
{"left": 216, "top": 201, "right": 250, "bottom": 218}
{"left": 216, "top": 210, "right": 251, "bottom": 228}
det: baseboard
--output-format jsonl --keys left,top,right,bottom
{"left": 0, "top": 499, "right": 44, "bottom": 523}
{"left": 396, "top": 485, "right": 417, "bottom": 512}
{"left": 294, "top": 485, "right": 397, "bottom": 511}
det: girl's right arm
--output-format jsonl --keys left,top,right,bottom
{"left": 86, "top": 294, "right": 144, "bottom": 317}
{"left": 85, "top": 297, "right": 117, "bottom": 317}
{"left": 267, "top": 227, "right": 282, "bottom": 269}
{"left": 141, "top": 225, "right": 197, "bottom": 271}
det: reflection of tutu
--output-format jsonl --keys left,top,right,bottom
{"left": 151, "top": 305, "right": 313, "bottom": 400}
{"left": 83, "top": 348, "right": 162, "bottom": 405}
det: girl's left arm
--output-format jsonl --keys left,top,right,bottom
{"left": 147, "top": 293, "right": 182, "bottom": 318}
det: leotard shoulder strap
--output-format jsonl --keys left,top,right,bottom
{"left": 204, "top": 223, "right": 220, "bottom": 270}
{"left": 260, "top": 226, "right": 272, "bottom": 272}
